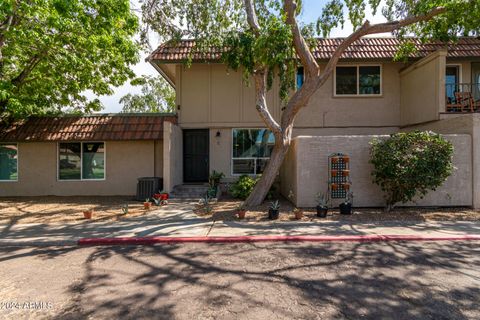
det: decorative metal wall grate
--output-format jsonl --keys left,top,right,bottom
{"left": 328, "top": 153, "right": 351, "bottom": 199}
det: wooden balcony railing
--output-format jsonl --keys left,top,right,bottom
{"left": 446, "top": 83, "right": 480, "bottom": 112}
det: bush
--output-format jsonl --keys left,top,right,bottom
{"left": 370, "top": 131, "right": 454, "bottom": 211}
{"left": 229, "top": 175, "right": 257, "bottom": 200}
{"left": 229, "top": 175, "right": 277, "bottom": 200}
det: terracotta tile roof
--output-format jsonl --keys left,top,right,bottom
{"left": 0, "top": 114, "right": 177, "bottom": 142}
{"left": 148, "top": 37, "right": 480, "bottom": 62}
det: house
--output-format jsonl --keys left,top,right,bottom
{"left": 1, "top": 37, "right": 480, "bottom": 208}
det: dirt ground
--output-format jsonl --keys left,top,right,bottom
{"left": 0, "top": 242, "right": 479, "bottom": 319}
{"left": 0, "top": 196, "right": 156, "bottom": 224}
{"left": 196, "top": 197, "right": 480, "bottom": 222}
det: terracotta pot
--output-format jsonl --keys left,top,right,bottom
{"left": 83, "top": 210, "right": 93, "bottom": 219}
{"left": 294, "top": 210, "right": 303, "bottom": 220}
{"left": 342, "top": 156, "right": 350, "bottom": 163}
{"left": 331, "top": 158, "right": 339, "bottom": 164}
{"left": 342, "top": 170, "right": 350, "bottom": 177}
{"left": 160, "top": 193, "right": 169, "bottom": 201}
{"left": 343, "top": 184, "right": 350, "bottom": 190}
{"left": 236, "top": 210, "right": 246, "bottom": 219}
{"left": 331, "top": 183, "right": 338, "bottom": 190}
{"left": 331, "top": 170, "right": 338, "bottom": 177}
{"left": 144, "top": 202, "right": 152, "bottom": 210}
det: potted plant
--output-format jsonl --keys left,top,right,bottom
{"left": 144, "top": 198, "right": 152, "bottom": 210}
{"left": 268, "top": 200, "right": 280, "bottom": 220}
{"left": 83, "top": 208, "right": 94, "bottom": 219}
{"left": 339, "top": 192, "right": 353, "bottom": 215}
{"left": 316, "top": 193, "right": 329, "bottom": 218}
{"left": 331, "top": 183, "right": 338, "bottom": 191}
{"left": 342, "top": 156, "right": 350, "bottom": 163}
{"left": 293, "top": 208, "right": 303, "bottom": 220}
{"left": 153, "top": 190, "right": 169, "bottom": 201}
{"left": 331, "top": 169, "right": 338, "bottom": 177}
{"left": 235, "top": 203, "right": 247, "bottom": 219}
{"left": 342, "top": 170, "right": 350, "bottom": 177}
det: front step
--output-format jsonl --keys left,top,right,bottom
{"left": 170, "top": 184, "right": 210, "bottom": 199}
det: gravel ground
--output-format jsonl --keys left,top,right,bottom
{"left": 0, "top": 242, "right": 479, "bottom": 319}
{"left": 0, "top": 196, "right": 155, "bottom": 224}
{"left": 201, "top": 198, "right": 480, "bottom": 222}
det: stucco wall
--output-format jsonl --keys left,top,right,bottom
{"left": 283, "top": 134, "right": 472, "bottom": 208}
{"left": 178, "top": 62, "right": 404, "bottom": 129}
{"left": 400, "top": 50, "right": 446, "bottom": 126}
{"left": 163, "top": 121, "right": 183, "bottom": 191}
{"left": 0, "top": 140, "right": 163, "bottom": 196}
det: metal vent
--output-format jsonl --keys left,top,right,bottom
{"left": 136, "top": 177, "right": 162, "bottom": 201}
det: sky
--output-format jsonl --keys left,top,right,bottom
{"left": 94, "top": 0, "right": 387, "bottom": 113}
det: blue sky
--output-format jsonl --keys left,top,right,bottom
{"left": 94, "top": 0, "right": 387, "bottom": 113}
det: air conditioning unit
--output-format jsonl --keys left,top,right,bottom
{"left": 136, "top": 177, "right": 163, "bottom": 201}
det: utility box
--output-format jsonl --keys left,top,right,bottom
{"left": 136, "top": 177, "right": 163, "bottom": 201}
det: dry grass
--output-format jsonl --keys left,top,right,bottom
{"left": 195, "top": 198, "right": 480, "bottom": 222}
{"left": 0, "top": 196, "right": 155, "bottom": 224}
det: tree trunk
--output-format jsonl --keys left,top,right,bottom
{"left": 244, "top": 138, "right": 290, "bottom": 207}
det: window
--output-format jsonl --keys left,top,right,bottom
{"left": 58, "top": 142, "right": 105, "bottom": 180}
{"left": 296, "top": 67, "right": 304, "bottom": 89}
{"left": 232, "top": 129, "right": 274, "bottom": 175}
{"left": 335, "top": 65, "right": 381, "bottom": 96}
{"left": 0, "top": 144, "right": 18, "bottom": 181}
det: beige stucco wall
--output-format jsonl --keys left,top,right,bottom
{"left": 177, "top": 62, "right": 405, "bottom": 129}
{"left": 283, "top": 134, "right": 472, "bottom": 208}
{"left": 400, "top": 50, "right": 446, "bottom": 126}
{"left": 0, "top": 140, "right": 163, "bottom": 196}
{"left": 163, "top": 121, "right": 183, "bottom": 191}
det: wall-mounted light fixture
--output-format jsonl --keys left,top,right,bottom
{"left": 216, "top": 131, "right": 221, "bottom": 138}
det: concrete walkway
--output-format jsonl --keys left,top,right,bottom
{"left": 1, "top": 201, "right": 480, "bottom": 246}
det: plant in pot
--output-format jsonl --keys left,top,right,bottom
{"left": 339, "top": 192, "right": 354, "bottom": 215}
{"left": 144, "top": 198, "right": 152, "bottom": 210}
{"left": 83, "top": 208, "right": 94, "bottom": 219}
{"left": 268, "top": 200, "right": 280, "bottom": 220}
{"left": 235, "top": 203, "right": 247, "bottom": 219}
{"left": 316, "top": 193, "right": 329, "bottom": 218}
{"left": 287, "top": 190, "right": 302, "bottom": 220}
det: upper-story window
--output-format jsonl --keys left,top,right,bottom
{"left": 296, "top": 67, "right": 304, "bottom": 89}
{"left": 0, "top": 144, "right": 18, "bottom": 181}
{"left": 335, "top": 65, "right": 382, "bottom": 96}
{"left": 58, "top": 142, "right": 105, "bottom": 180}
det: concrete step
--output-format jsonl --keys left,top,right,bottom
{"left": 170, "top": 184, "right": 210, "bottom": 199}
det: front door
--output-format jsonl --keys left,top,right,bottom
{"left": 183, "top": 129, "right": 209, "bottom": 182}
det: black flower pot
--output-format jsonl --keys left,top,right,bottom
{"left": 316, "top": 206, "right": 328, "bottom": 218}
{"left": 339, "top": 203, "right": 352, "bottom": 215}
{"left": 268, "top": 209, "right": 279, "bottom": 220}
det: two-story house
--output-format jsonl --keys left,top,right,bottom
{"left": 1, "top": 37, "right": 479, "bottom": 208}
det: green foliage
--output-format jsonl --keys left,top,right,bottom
{"left": 0, "top": 0, "right": 139, "bottom": 122}
{"left": 120, "top": 75, "right": 175, "bottom": 113}
{"left": 208, "top": 170, "right": 225, "bottom": 189}
{"left": 269, "top": 200, "right": 280, "bottom": 210}
{"left": 370, "top": 131, "right": 454, "bottom": 210}
{"left": 230, "top": 175, "right": 257, "bottom": 200}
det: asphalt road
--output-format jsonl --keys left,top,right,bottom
{"left": 0, "top": 242, "right": 479, "bottom": 320}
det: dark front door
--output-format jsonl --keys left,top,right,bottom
{"left": 183, "top": 129, "right": 209, "bottom": 182}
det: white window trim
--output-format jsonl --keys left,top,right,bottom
{"left": 231, "top": 128, "right": 272, "bottom": 176}
{"left": 0, "top": 143, "right": 18, "bottom": 182}
{"left": 57, "top": 141, "right": 106, "bottom": 181}
{"left": 334, "top": 64, "right": 383, "bottom": 97}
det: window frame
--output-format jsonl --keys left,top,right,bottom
{"left": 57, "top": 141, "right": 106, "bottom": 181}
{"left": 334, "top": 64, "right": 383, "bottom": 97}
{"left": 0, "top": 143, "right": 18, "bottom": 182}
{"left": 231, "top": 128, "right": 273, "bottom": 176}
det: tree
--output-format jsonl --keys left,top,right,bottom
{"left": 370, "top": 131, "right": 454, "bottom": 212}
{"left": 0, "top": 0, "right": 139, "bottom": 123}
{"left": 141, "top": 0, "right": 480, "bottom": 207}
{"left": 120, "top": 75, "right": 175, "bottom": 113}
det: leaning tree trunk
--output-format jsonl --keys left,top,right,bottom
{"left": 243, "top": 138, "right": 290, "bottom": 207}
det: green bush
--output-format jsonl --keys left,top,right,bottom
{"left": 229, "top": 175, "right": 257, "bottom": 200}
{"left": 370, "top": 131, "right": 454, "bottom": 211}
{"left": 229, "top": 175, "right": 277, "bottom": 200}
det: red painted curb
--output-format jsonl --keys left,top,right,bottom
{"left": 77, "top": 234, "right": 480, "bottom": 246}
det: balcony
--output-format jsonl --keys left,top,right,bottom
{"left": 446, "top": 83, "right": 480, "bottom": 113}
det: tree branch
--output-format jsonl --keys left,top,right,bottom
{"left": 244, "top": 0, "right": 261, "bottom": 35}
{"left": 254, "top": 69, "right": 282, "bottom": 136}
{"left": 11, "top": 51, "right": 47, "bottom": 89}
{"left": 284, "top": 0, "right": 319, "bottom": 77}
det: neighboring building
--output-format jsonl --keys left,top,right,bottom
{"left": 1, "top": 37, "right": 480, "bottom": 207}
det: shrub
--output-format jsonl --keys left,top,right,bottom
{"left": 229, "top": 175, "right": 257, "bottom": 200}
{"left": 229, "top": 175, "right": 277, "bottom": 200}
{"left": 369, "top": 131, "right": 454, "bottom": 211}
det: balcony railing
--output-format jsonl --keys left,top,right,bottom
{"left": 446, "top": 83, "right": 480, "bottom": 112}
